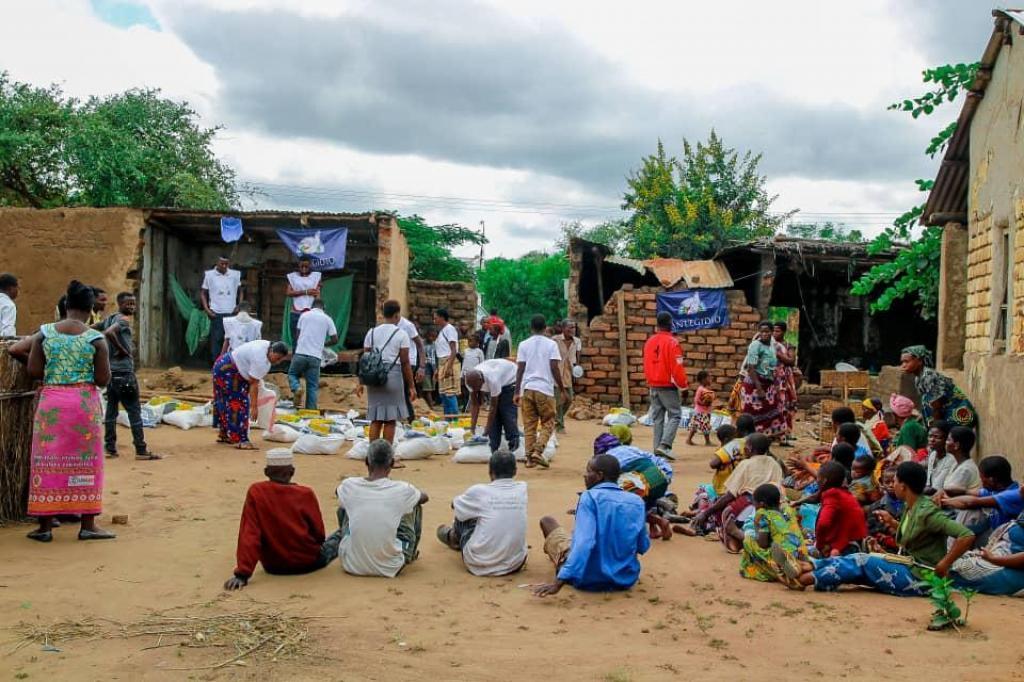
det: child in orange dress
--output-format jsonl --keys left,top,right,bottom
{"left": 686, "top": 370, "right": 715, "bottom": 446}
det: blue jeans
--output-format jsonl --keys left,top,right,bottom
{"left": 487, "top": 384, "right": 520, "bottom": 453}
{"left": 288, "top": 353, "right": 321, "bottom": 409}
{"left": 812, "top": 553, "right": 928, "bottom": 596}
{"left": 441, "top": 394, "right": 459, "bottom": 416}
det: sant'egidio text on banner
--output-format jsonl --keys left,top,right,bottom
{"left": 275, "top": 228, "right": 348, "bottom": 270}
{"left": 655, "top": 289, "right": 730, "bottom": 332}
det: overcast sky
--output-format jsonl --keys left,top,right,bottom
{"left": 1, "top": 0, "right": 1003, "bottom": 257}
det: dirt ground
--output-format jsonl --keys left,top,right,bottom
{"left": 2, "top": 398, "right": 1024, "bottom": 681}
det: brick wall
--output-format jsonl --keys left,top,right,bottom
{"left": 965, "top": 212, "right": 994, "bottom": 353}
{"left": 576, "top": 286, "right": 759, "bottom": 407}
{"left": 407, "top": 279, "right": 478, "bottom": 333}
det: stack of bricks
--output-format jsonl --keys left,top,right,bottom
{"left": 965, "top": 212, "right": 994, "bottom": 353}
{"left": 576, "top": 285, "right": 760, "bottom": 407}
{"left": 407, "top": 279, "right": 478, "bottom": 333}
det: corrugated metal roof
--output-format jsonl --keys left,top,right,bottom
{"left": 922, "top": 10, "right": 1014, "bottom": 225}
{"left": 604, "top": 254, "right": 733, "bottom": 288}
{"left": 605, "top": 254, "right": 647, "bottom": 274}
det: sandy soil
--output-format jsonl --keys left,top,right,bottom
{"left": 2, "top": 406, "right": 1023, "bottom": 682}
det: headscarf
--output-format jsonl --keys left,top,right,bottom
{"left": 593, "top": 433, "right": 620, "bottom": 455}
{"left": 901, "top": 345, "right": 934, "bottom": 368}
{"left": 608, "top": 424, "right": 633, "bottom": 445}
{"left": 889, "top": 393, "right": 915, "bottom": 419}
{"left": 487, "top": 315, "right": 505, "bottom": 335}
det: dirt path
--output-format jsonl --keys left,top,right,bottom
{"left": 1, "top": 416, "right": 1022, "bottom": 681}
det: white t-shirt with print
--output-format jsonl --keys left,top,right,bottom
{"left": 363, "top": 324, "right": 411, "bottom": 365}
{"left": 223, "top": 315, "right": 263, "bottom": 351}
{"left": 435, "top": 323, "right": 458, "bottom": 359}
{"left": 295, "top": 308, "right": 337, "bottom": 358}
{"left": 515, "top": 334, "right": 562, "bottom": 396}
{"left": 202, "top": 268, "right": 242, "bottom": 314}
{"left": 337, "top": 477, "right": 422, "bottom": 577}
{"left": 473, "top": 359, "right": 518, "bottom": 398}
{"left": 453, "top": 479, "right": 528, "bottom": 576}
{"left": 287, "top": 271, "right": 322, "bottom": 312}
{"left": 397, "top": 317, "right": 420, "bottom": 367}
{"left": 231, "top": 340, "right": 271, "bottom": 381}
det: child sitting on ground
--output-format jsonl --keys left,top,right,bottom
{"left": 814, "top": 460, "right": 867, "bottom": 557}
{"left": 739, "top": 482, "right": 809, "bottom": 588}
{"left": 849, "top": 454, "right": 881, "bottom": 506}
{"left": 861, "top": 398, "right": 891, "bottom": 454}
{"left": 865, "top": 466, "right": 903, "bottom": 552}
{"left": 686, "top": 370, "right": 715, "bottom": 447}
{"left": 709, "top": 415, "right": 755, "bottom": 495}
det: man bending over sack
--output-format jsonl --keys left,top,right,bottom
{"left": 437, "top": 449, "right": 528, "bottom": 576}
{"left": 465, "top": 358, "right": 520, "bottom": 454}
{"left": 336, "top": 439, "right": 429, "bottom": 577}
{"left": 533, "top": 454, "right": 649, "bottom": 596}
{"left": 224, "top": 450, "right": 341, "bottom": 590}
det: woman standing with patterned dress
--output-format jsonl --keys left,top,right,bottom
{"left": 772, "top": 322, "right": 798, "bottom": 442}
{"left": 739, "top": 322, "right": 787, "bottom": 439}
{"left": 212, "top": 339, "right": 290, "bottom": 450}
{"left": 24, "top": 281, "right": 114, "bottom": 542}
{"left": 900, "top": 345, "right": 977, "bottom": 429}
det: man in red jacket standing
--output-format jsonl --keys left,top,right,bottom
{"left": 642, "top": 311, "right": 689, "bottom": 461}
{"left": 223, "top": 450, "right": 341, "bottom": 590}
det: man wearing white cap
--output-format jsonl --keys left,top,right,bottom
{"left": 224, "top": 450, "right": 341, "bottom": 590}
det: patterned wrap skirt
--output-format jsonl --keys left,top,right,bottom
{"left": 213, "top": 353, "right": 251, "bottom": 444}
{"left": 739, "top": 373, "right": 787, "bottom": 438}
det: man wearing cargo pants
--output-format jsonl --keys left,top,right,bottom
{"left": 514, "top": 314, "right": 565, "bottom": 468}
{"left": 642, "top": 312, "right": 689, "bottom": 461}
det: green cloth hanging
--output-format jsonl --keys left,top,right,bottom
{"left": 169, "top": 274, "right": 210, "bottom": 356}
{"left": 281, "top": 275, "right": 353, "bottom": 350}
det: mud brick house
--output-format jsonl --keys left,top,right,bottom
{"left": 568, "top": 237, "right": 935, "bottom": 407}
{"left": 926, "top": 9, "right": 1024, "bottom": 465}
{"left": 0, "top": 207, "right": 472, "bottom": 367}
{"left": 407, "top": 280, "right": 479, "bottom": 337}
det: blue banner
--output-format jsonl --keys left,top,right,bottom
{"left": 656, "top": 289, "right": 730, "bottom": 332}
{"left": 275, "top": 228, "right": 348, "bottom": 270}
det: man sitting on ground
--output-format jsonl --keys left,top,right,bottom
{"left": 533, "top": 454, "right": 649, "bottom": 596}
{"left": 941, "top": 455, "right": 1023, "bottom": 545}
{"left": 224, "top": 450, "right": 341, "bottom": 590}
{"left": 336, "top": 439, "right": 429, "bottom": 577}
{"left": 437, "top": 449, "right": 528, "bottom": 576}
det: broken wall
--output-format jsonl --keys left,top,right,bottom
{"left": 0, "top": 207, "right": 144, "bottom": 334}
{"left": 576, "top": 286, "right": 759, "bottom": 407}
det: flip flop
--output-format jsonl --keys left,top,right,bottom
{"left": 235, "top": 442, "right": 258, "bottom": 451}
{"left": 78, "top": 529, "right": 117, "bottom": 540}
{"left": 533, "top": 455, "right": 550, "bottom": 469}
{"left": 771, "top": 544, "right": 806, "bottom": 590}
{"left": 26, "top": 529, "right": 52, "bottom": 543}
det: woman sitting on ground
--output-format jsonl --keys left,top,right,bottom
{"left": 739, "top": 483, "right": 809, "bottom": 586}
{"left": 951, "top": 512, "right": 1024, "bottom": 598}
{"left": 782, "top": 463, "right": 975, "bottom": 617}
{"left": 593, "top": 432, "right": 674, "bottom": 540}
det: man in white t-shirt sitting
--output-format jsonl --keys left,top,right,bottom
{"left": 336, "top": 439, "right": 429, "bottom": 578}
{"left": 201, "top": 256, "right": 243, "bottom": 363}
{"left": 436, "top": 449, "right": 528, "bottom": 576}
{"left": 288, "top": 299, "right": 338, "bottom": 410}
{"left": 515, "top": 314, "right": 565, "bottom": 469}
{"left": 285, "top": 255, "right": 322, "bottom": 344}
{"left": 465, "top": 358, "right": 520, "bottom": 454}
{"left": 220, "top": 301, "right": 264, "bottom": 355}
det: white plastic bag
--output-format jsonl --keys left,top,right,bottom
{"left": 263, "top": 424, "right": 301, "bottom": 443}
{"left": 453, "top": 443, "right": 492, "bottom": 464}
{"left": 292, "top": 433, "right": 344, "bottom": 455}
{"left": 345, "top": 438, "right": 370, "bottom": 460}
{"left": 321, "top": 348, "right": 338, "bottom": 368}
{"left": 162, "top": 408, "right": 204, "bottom": 430}
{"left": 254, "top": 381, "right": 277, "bottom": 430}
{"left": 342, "top": 425, "right": 364, "bottom": 441}
{"left": 542, "top": 434, "right": 557, "bottom": 461}
{"left": 428, "top": 435, "right": 451, "bottom": 456}
{"left": 447, "top": 427, "right": 466, "bottom": 448}
{"left": 602, "top": 412, "right": 637, "bottom": 426}
{"left": 396, "top": 436, "right": 436, "bottom": 460}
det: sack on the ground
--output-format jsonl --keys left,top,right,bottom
{"left": 254, "top": 382, "right": 277, "bottom": 430}
{"left": 453, "top": 443, "right": 492, "bottom": 464}
{"left": 447, "top": 427, "right": 467, "bottom": 448}
{"left": 395, "top": 436, "right": 436, "bottom": 460}
{"left": 292, "top": 433, "right": 344, "bottom": 455}
{"left": 163, "top": 408, "right": 205, "bottom": 430}
{"left": 602, "top": 411, "right": 637, "bottom": 426}
{"left": 263, "top": 423, "right": 301, "bottom": 443}
{"left": 345, "top": 438, "right": 370, "bottom": 460}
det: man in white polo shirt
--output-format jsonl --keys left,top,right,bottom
{"left": 465, "top": 358, "right": 520, "bottom": 454}
{"left": 285, "top": 255, "right": 322, "bottom": 344}
{"left": 397, "top": 311, "right": 425, "bottom": 421}
{"left": 201, "top": 256, "right": 243, "bottom": 363}
{"left": 432, "top": 307, "right": 461, "bottom": 416}
{"left": 288, "top": 299, "right": 338, "bottom": 410}
{"left": 515, "top": 314, "right": 565, "bottom": 468}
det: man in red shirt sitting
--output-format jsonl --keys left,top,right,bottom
{"left": 642, "top": 312, "right": 689, "bottom": 460}
{"left": 223, "top": 450, "right": 341, "bottom": 590}
{"left": 815, "top": 461, "right": 868, "bottom": 557}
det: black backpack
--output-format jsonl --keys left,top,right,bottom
{"left": 357, "top": 326, "right": 401, "bottom": 386}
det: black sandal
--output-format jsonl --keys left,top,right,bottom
{"left": 27, "top": 529, "right": 52, "bottom": 543}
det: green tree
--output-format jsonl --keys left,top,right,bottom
{"left": 0, "top": 72, "right": 237, "bottom": 209}
{"left": 477, "top": 252, "right": 569, "bottom": 341}
{"left": 622, "top": 131, "right": 788, "bottom": 260}
{"left": 556, "top": 219, "right": 630, "bottom": 253}
{"left": 397, "top": 214, "right": 486, "bottom": 282}
{"left": 784, "top": 221, "right": 864, "bottom": 242}
{"left": 851, "top": 63, "right": 980, "bottom": 318}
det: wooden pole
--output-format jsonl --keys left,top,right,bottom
{"left": 616, "top": 291, "right": 631, "bottom": 410}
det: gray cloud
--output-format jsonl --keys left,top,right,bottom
{"left": 169, "top": 1, "right": 938, "bottom": 195}
{"left": 901, "top": 0, "right": 1003, "bottom": 65}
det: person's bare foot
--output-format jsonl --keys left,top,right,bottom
{"left": 671, "top": 523, "right": 698, "bottom": 537}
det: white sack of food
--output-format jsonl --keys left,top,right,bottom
{"left": 345, "top": 438, "right": 370, "bottom": 460}
{"left": 452, "top": 443, "right": 492, "bottom": 464}
{"left": 395, "top": 436, "right": 436, "bottom": 460}
{"left": 292, "top": 433, "right": 344, "bottom": 455}
{"left": 602, "top": 412, "right": 637, "bottom": 426}
{"left": 262, "top": 424, "right": 301, "bottom": 443}
{"left": 253, "top": 382, "right": 278, "bottom": 430}
{"left": 162, "top": 408, "right": 204, "bottom": 430}
{"left": 447, "top": 427, "right": 467, "bottom": 448}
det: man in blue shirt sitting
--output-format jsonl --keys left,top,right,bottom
{"left": 942, "top": 455, "right": 1023, "bottom": 546}
{"left": 533, "top": 453, "right": 650, "bottom": 596}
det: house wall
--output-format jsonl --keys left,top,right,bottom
{"left": 576, "top": 286, "right": 759, "bottom": 407}
{"left": 0, "top": 207, "right": 144, "bottom": 334}
{"left": 407, "top": 280, "right": 478, "bottom": 333}
{"left": 960, "top": 33, "right": 1024, "bottom": 469}
{"left": 937, "top": 222, "right": 968, "bottom": 370}
{"left": 375, "top": 217, "right": 409, "bottom": 314}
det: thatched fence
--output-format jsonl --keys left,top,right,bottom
{"left": 0, "top": 340, "right": 35, "bottom": 523}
